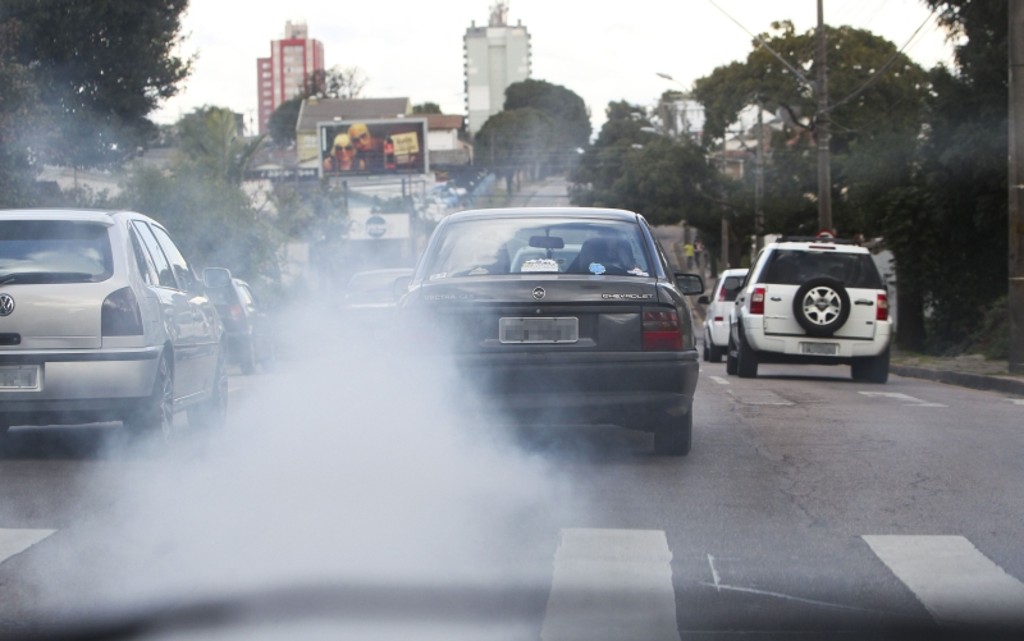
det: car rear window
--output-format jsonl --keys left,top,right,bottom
{"left": 0, "top": 220, "right": 113, "bottom": 284}
{"left": 425, "top": 217, "right": 651, "bottom": 279}
{"left": 759, "top": 249, "right": 884, "bottom": 289}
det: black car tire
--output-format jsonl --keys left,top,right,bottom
{"left": 702, "top": 341, "right": 710, "bottom": 362}
{"left": 708, "top": 343, "right": 723, "bottom": 363}
{"left": 737, "top": 327, "right": 759, "bottom": 378}
{"left": 851, "top": 347, "right": 890, "bottom": 383}
{"left": 653, "top": 407, "right": 692, "bottom": 456}
{"left": 793, "top": 277, "right": 851, "bottom": 337}
{"left": 188, "top": 354, "right": 228, "bottom": 431}
{"left": 726, "top": 334, "right": 739, "bottom": 375}
{"left": 125, "top": 353, "right": 174, "bottom": 442}
{"left": 239, "top": 337, "right": 257, "bottom": 375}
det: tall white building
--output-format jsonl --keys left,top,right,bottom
{"left": 463, "top": 3, "right": 531, "bottom": 137}
{"left": 256, "top": 21, "right": 325, "bottom": 135}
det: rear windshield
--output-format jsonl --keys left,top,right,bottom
{"left": 759, "top": 249, "right": 884, "bottom": 289}
{"left": 718, "top": 275, "right": 746, "bottom": 301}
{"left": 425, "top": 217, "right": 651, "bottom": 279}
{"left": 0, "top": 220, "right": 113, "bottom": 284}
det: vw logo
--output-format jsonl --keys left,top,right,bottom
{"left": 532, "top": 287, "right": 546, "bottom": 300}
{"left": 0, "top": 293, "right": 13, "bottom": 316}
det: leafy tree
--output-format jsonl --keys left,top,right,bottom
{"left": 571, "top": 101, "right": 730, "bottom": 240}
{"left": 115, "top": 107, "right": 281, "bottom": 282}
{"left": 0, "top": 18, "right": 42, "bottom": 207}
{"left": 475, "top": 107, "right": 555, "bottom": 192}
{"left": 1, "top": 0, "right": 191, "bottom": 168}
{"left": 413, "top": 102, "right": 443, "bottom": 114}
{"left": 503, "top": 79, "right": 591, "bottom": 173}
{"left": 267, "top": 97, "right": 303, "bottom": 146}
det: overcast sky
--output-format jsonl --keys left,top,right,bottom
{"left": 151, "top": 0, "right": 957, "bottom": 134}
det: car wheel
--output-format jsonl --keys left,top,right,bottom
{"left": 708, "top": 343, "right": 723, "bottom": 363}
{"left": 188, "top": 354, "right": 228, "bottom": 431}
{"left": 702, "top": 341, "right": 710, "bottom": 362}
{"left": 793, "top": 277, "right": 851, "bottom": 337}
{"left": 852, "top": 347, "right": 890, "bottom": 383}
{"left": 737, "top": 329, "right": 758, "bottom": 378}
{"left": 653, "top": 407, "right": 692, "bottom": 456}
{"left": 239, "top": 337, "right": 257, "bottom": 375}
{"left": 125, "top": 353, "right": 174, "bottom": 442}
{"left": 726, "top": 335, "right": 738, "bottom": 375}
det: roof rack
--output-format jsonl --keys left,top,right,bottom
{"left": 776, "top": 235, "right": 860, "bottom": 246}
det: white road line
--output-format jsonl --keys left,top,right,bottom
{"left": 0, "top": 528, "right": 56, "bottom": 565}
{"left": 727, "top": 389, "right": 794, "bottom": 406}
{"left": 864, "top": 535, "right": 1024, "bottom": 628}
{"left": 707, "top": 554, "right": 722, "bottom": 592}
{"left": 859, "top": 391, "right": 947, "bottom": 408}
{"left": 541, "top": 528, "right": 680, "bottom": 641}
{"left": 1010, "top": 399, "right": 1024, "bottom": 406}
{"left": 708, "top": 376, "right": 730, "bottom": 386}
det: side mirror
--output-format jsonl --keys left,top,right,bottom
{"left": 674, "top": 273, "right": 704, "bottom": 296}
{"left": 392, "top": 275, "right": 413, "bottom": 301}
{"left": 203, "top": 267, "right": 232, "bottom": 289}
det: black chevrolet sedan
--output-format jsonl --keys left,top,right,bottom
{"left": 397, "top": 207, "right": 704, "bottom": 456}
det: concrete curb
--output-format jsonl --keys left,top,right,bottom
{"left": 890, "top": 364, "right": 1024, "bottom": 397}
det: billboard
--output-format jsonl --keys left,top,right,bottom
{"left": 319, "top": 118, "right": 428, "bottom": 178}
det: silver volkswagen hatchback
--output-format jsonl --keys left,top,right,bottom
{"left": 0, "top": 209, "right": 227, "bottom": 441}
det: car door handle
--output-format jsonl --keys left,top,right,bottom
{"left": 854, "top": 299, "right": 874, "bottom": 305}
{"left": 770, "top": 296, "right": 782, "bottom": 302}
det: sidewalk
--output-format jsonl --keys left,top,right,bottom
{"left": 889, "top": 350, "right": 1024, "bottom": 396}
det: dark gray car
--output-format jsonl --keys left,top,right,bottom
{"left": 397, "top": 207, "right": 704, "bottom": 456}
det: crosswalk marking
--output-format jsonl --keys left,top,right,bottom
{"left": 0, "top": 528, "right": 57, "bottom": 565}
{"left": 864, "top": 535, "right": 1024, "bottom": 628}
{"left": 708, "top": 376, "right": 730, "bottom": 386}
{"left": 541, "top": 528, "right": 680, "bottom": 641}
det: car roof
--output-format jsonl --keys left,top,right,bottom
{"left": 442, "top": 207, "right": 642, "bottom": 223}
{"left": 0, "top": 208, "right": 148, "bottom": 225}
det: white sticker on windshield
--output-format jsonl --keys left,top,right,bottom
{"left": 628, "top": 267, "right": 649, "bottom": 277}
{"left": 468, "top": 267, "right": 490, "bottom": 276}
{"left": 429, "top": 272, "right": 448, "bottom": 281}
{"left": 521, "top": 258, "right": 560, "bottom": 273}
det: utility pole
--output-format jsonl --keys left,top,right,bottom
{"left": 755, "top": 99, "right": 765, "bottom": 251}
{"left": 1009, "top": 0, "right": 1024, "bottom": 373}
{"left": 815, "top": 0, "right": 833, "bottom": 233}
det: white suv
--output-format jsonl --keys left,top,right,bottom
{"left": 727, "top": 235, "right": 892, "bottom": 382}
{"left": 698, "top": 268, "right": 748, "bottom": 363}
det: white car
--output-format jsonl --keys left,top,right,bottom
{"left": 698, "top": 268, "right": 748, "bottom": 362}
{"left": 727, "top": 234, "right": 892, "bottom": 382}
{"left": 0, "top": 209, "right": 227, "bottom": 441}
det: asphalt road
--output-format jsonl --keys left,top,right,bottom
{"left": 1, "top": 355, "right": 1023, "bottom": 640}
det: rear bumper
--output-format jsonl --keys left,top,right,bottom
{"left": 0, "top": 347, "right": 162, "bottom": 425}
{"left": 442, "top": 350, "right": 700, "bottom": 431}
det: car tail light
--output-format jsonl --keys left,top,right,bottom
{"left": 717, "top": 287, "right": 727, "bottom": 302}
{"left": 877, "top": 293, "right": 889, "bottom": 321}
{"left": 643, "top": 309, "right": 683, "bottom": 351}
{"left": 228, "top": 304, "right": 245, "bottom": 322}
{"left": 750, "top": 286, "right": 766, "bottom": 315}
{"left": 102, "top": 287, "right": 143, "bottom": 336}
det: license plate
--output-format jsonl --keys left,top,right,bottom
{"left": 499, "top": 317, "right": 579, "bottom": 344}
{"left": 800, "top": 342, "right": 839, "bottom": 356}
{"left": 0, "top": 365, "right": 40, "bottom": 390}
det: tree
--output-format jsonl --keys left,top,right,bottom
{"left": 691, "top": 21, "right": 930, "bottom": 270}
{"left": 413, "top": 102, "right": 443, "bottom": 114}
{"left": 571, "top": 101, "right": 728, "bottom": 231}
{"left": 0, "top": 18, "right": 42, "bottom": 207}
{"left": 1, "top": 0, "right": 191, "bottom": 168}
{"left": 475, "top": 108, "right": 555, "bottom": 192}
{"left": 305, "top": 66, "right": 369, "bottom": 100}
{"left": 503, "top": 79, "right": 591, "bottom": 173}
{"left": 267, "top": 97, "right": 304, "bottom": 146}
{"left": 115, "top": 107, "right": 280, "bottom": 282}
